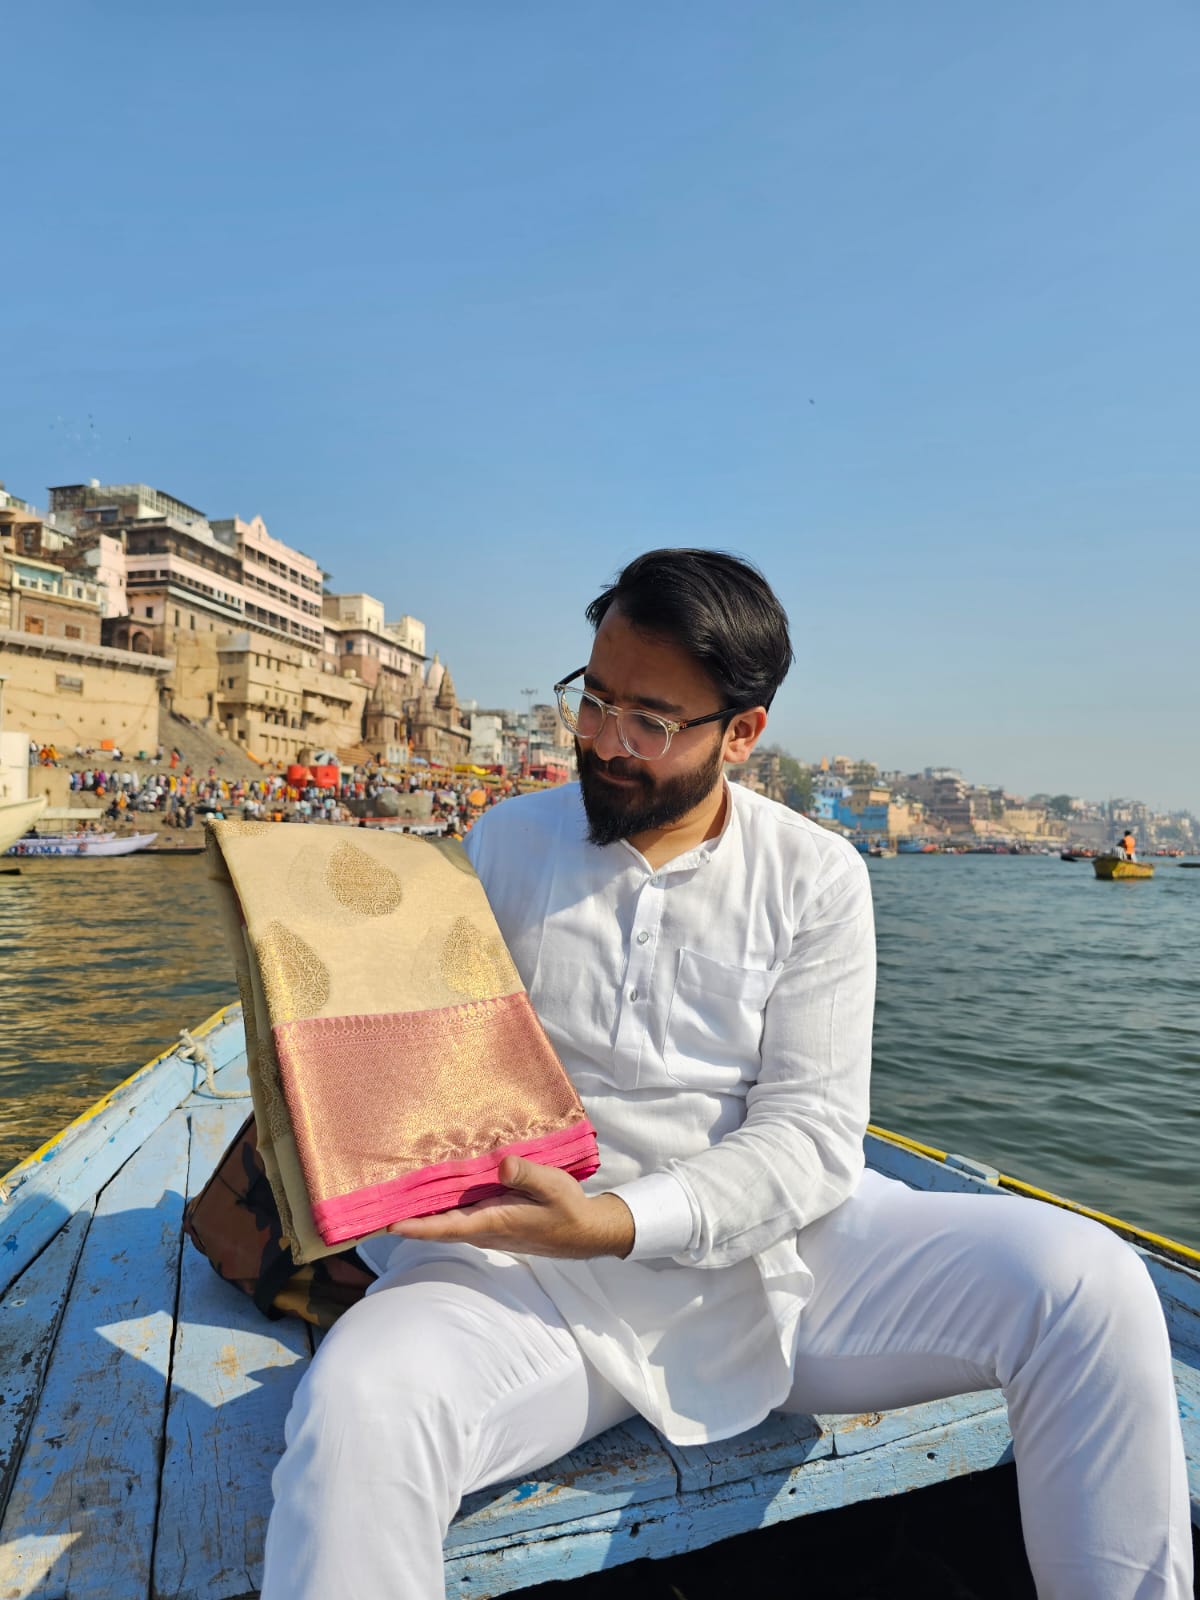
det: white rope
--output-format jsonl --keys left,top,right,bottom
{"left": 179, "top": 1028, "right": 249, "bottom": 1099}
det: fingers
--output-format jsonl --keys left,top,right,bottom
{"left": 498, "top": 1155, "right": 563, "bottom": 1196}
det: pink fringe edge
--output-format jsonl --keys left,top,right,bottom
{"left": 311, "top": 1119, "right": 601, "bottom": 1245}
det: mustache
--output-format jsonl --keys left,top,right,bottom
{"left": 579, "top": 751, "right": 651, "bottom": 786}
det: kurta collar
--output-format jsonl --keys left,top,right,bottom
{"left": 617, "top": 777, "right": 739, "bottom": 879}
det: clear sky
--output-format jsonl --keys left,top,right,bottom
{"left": 4, "top": 3, "right": 1198, "bottom": 809}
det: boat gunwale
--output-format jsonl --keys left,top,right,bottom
{"left": 867, "top": 1123, "right": 1200, "bottom": 1268}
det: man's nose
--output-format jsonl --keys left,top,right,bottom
{"left": 591, "top": 711, "right": 628, "bottom": 761}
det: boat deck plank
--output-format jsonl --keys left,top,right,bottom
{"left": 1176, "top": 1357, "right": 1200, "bottom": 1513}
{"left": 447, "top": 1419, "right": 679, "bottom": 1557}
{"left": 153, "top": 1100, "right": 310, "bottom": 1600}
{"left": 0, "top": 1204, "right": 94, "bottom": 1521}
{"left": 0, "top": 1113, "right": 190, "bottom": 1600}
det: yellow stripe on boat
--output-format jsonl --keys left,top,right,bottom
{"left": 868, "top": 1122, "right": 1200, "bottom": 1268}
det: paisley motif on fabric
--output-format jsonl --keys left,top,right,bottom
{"left": 325, "top": 841, "right": 404, "bottom": 918}
{"left": 256, "top": 921, "right": 331, "bottom": 1023}
{"left": 439, "top": 916, "right": 521, "bottom": 999}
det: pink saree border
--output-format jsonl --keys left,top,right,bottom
{"left": 311, "top": 1118, "right": 600, "bottom": 1244}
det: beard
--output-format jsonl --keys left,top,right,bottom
{"left": 576, "top": 734, "right": 726, "bottom": 847}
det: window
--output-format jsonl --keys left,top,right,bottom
{"left": 174, "top": 609, "right": 180, "bottom": 626}
{"left": 56, "top": 673, "right": 83, "bottom": 692}
{"left": 24, "top": 617, "right": 45, "bottom": 634}
{"left": 64, "top": 625, "right": 82, "bottom": 639}
{"left": 189, "top": 615, "right": 196, "bottom": 630}
{"left": 146, "top": 606, "right": 154, "bottom": 618}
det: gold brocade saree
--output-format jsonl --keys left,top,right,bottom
{"left": 206, "top": 822, "right": 598, "bottom": 1264}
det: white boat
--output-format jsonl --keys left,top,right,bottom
{"left": 0, "top": 795, "right": 48, "bottom": 855}
{"left": 6, "top": 830, "right": 159, "bottom": 858}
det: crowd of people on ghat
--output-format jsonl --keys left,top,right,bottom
{"left": 53, "top": 756, "right": 513, "bottom": 838}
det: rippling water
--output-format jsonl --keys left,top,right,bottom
{"left": 2, "top": 850, "right": 1197, "bottom": 1245}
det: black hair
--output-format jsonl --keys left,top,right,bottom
{"left": 585, "top": 548, "right": 794, "bottom": 711}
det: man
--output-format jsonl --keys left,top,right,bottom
{"left": 262, "top": 550, "right": 1190, "bottom": 1600}
{"left": 1121, "top": 828, "right": 1137, "bottom": 861}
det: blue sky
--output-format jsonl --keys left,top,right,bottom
{"left": 4, "top": 3, "right": 1198, "bottom": 809}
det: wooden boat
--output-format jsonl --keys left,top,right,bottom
{"left": 5, "top": 830, "right": 159, "bottom": 859}
{"left": 867, "top": 846, "right": 897, "bottom": 858}
{"left": 1, "top": 1006, "right": 1197, "bottom": 1599}
{"left": 0, "top": 795, "right": 47, "bottom": 856}
{"left": 1093, "top": 855, "right": 1155, "bottom": 880}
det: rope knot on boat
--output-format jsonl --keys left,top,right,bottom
{"left": 178, "top": 1028, "right": 249, "bottom": 1100}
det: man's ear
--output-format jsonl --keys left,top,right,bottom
{"left": 722, "top": 708, "right": 768, "bottom": 765}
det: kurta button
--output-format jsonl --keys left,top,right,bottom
{"left": 636, "top": 930, "right": 649, "bottom": 945}
{"left": 629, "top": 987, "right": 639, "bottom": 1001}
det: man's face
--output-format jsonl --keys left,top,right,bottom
{"left": 575, "top": 607, "right": 732, "bottom": 847}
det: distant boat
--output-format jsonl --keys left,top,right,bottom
{"left": 868, "top": 846, "right": 897, "bottom": 858}
{"left": 0, "top": 795, "right": 48, "bottom": 856}
{"left": 1093, "top": 855, "right": 1154, "bottom": 881}
{"left": 6, "top": 831, "right": 159, "bottom": 859}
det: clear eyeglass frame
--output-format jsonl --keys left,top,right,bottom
{"left": 552, "top": 667, "right": 742, "bottom": 762}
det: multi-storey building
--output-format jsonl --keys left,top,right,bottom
{"left": 1, "top": 554, "right": 103, "bottom": 645}
{"left": 466, "top": 711, "right": 505, "bottom": 768}
{"left": 48, "top": 483, "right": 332, "bottom": 724}
{"left": 211, "top": 516, "right": 324, "bottom": 650}
{"left": 48, "top": 480, "right": 208, "bottom": 530}
{"left": 215, "top": 631, "right": 367, "bottom": 765}
{"left": 322, "top": 592, "right": 429, "bottom": 757}
{"left": 19, "top": 480, "right": 473, "bottom": 769}
{"left": 903, "top": 768, "right": 971, "bottom": 832}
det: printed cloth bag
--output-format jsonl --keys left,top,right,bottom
{"left": 183, "top": 1111, "right": 376, "bottom": 1328}
{"left": 206, "top": 821, "right": 599, "bottom": 1264}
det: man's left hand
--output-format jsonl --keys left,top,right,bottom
{"left": 386, "top": 1156, "right": 635, "bottom": 1260}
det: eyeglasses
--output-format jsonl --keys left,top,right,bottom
{"left": 553, "top": 668, "right": 742, "bottom": 761}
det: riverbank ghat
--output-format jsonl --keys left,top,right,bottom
{"left": 1, "top": 1006, "right": 1197, "bottom": 1598}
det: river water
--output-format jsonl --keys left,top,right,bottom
{"left": 2, "top": 850, "right": 1197, "bottom": 1246}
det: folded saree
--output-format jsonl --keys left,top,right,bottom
{"left": 206, "top": 822, "right": 599, "bottom": 1263}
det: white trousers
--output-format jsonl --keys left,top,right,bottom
{"left": 261, "top": 1172, "right": 1193, "bottom": 1600}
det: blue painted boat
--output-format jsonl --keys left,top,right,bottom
{"left": 1, "top": 1005, "right": 1197, "bottom": 1598}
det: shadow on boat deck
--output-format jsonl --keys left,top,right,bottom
{"left": 507, "top": 1465, "right": 1032, "bottom": 1598}
{"left": 516, "top": 1464, "right": 1199, "bottom": 1600}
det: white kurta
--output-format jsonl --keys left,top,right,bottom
{"left": 362, "top": 780, "right": 875, "bottom": 1444}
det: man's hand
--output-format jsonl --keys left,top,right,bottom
{"left": 386, "top": 1156, "right": 635, "bottom": 1260}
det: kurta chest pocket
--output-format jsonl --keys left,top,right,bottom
{"left": 659, "top": 948, "right": 778, "bottom": 1090}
